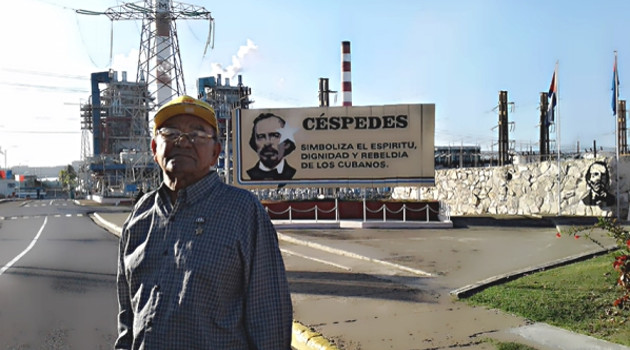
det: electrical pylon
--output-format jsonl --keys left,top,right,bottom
{"left": 77, "top": 1, "right": 214, "bottom": 194}
{"left": 78, "top": 0, "right": 214, "bottom": 107}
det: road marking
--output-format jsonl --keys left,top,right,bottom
{"left": 49, "top": 200, "right": 54, "bottom": 206}
{"left": 0, "top": 214, "right": 86, "bottom": 221}
{"left": 0, "top": 217, "right": 48, "bottom": 276}
{"left": 281, "top": 248, "right": 352, "bottom": 271}
{"left": 277, "top": 232, "right": 435, "bottom": 277}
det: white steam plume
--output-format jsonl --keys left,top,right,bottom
{"left": 210, "top": 39, "right": 258, "bottom": 82}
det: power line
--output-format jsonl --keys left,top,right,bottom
{"left": 0, "top": 68, "right": 88, "bottom": 80}
{"left": 27, "top": 0, "right": 76, "bottom": 11}
{"left": 0, "top": 81, "right": 88, "bottom": 93}
{"left": 0, "top": 130, "right": 80, "bottom": 134}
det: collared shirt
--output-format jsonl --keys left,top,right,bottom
{"left": 257, "top": 158, "right": 286, "bottom": 174}
{"left": 115, "top": 172, "right": 293, "bottom": 349}
{"left": 582, "top": 190, "right": 616, "bottom": 207}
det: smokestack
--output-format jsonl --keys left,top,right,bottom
{"left": 155, "top": 0, "right": 174, "bottom": 106}
{"left": 341, "top": 41, "right": 352, "bottom": 106}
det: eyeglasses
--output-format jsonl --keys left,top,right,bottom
{"left": 156, "top": 127, "right": 216, "bottom": 145}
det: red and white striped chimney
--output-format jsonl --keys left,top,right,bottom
{"left": 341, "top": 41, "right": 352, "bottom": 106}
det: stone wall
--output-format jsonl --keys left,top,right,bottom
{"left": 392, "top": 156, "right": 630, "bottom": 218}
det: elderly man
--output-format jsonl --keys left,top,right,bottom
{"left": 115, "top": 95, "right": 293, "bottom": 349}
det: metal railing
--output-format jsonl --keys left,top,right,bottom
{"left": 265, "top": 199, "right": 448, "bottom": 223}
{"left": 362, "top": 199, "right": 440, "bottom": 223}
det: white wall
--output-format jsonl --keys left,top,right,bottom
{"left": 393, "top": 156, "right": 630, "bottom": 218}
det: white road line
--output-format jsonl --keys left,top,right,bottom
{"left": 49, "top": 200, "right": 54, "bottom": 206}
{"left": 281, "top": 248, "right": 352, "bottom": 271}
{"left": 277, "top": 232, "right": 435, "bottom": 277}
{"left": 65, "top": 214, "right": 72, "bottom": 217}
{"left": 0, "top": 217, "right": 48, "bottom": 276}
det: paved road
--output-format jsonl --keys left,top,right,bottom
{"left": 95, "top": 209, "right": 630, "bottom": 350}
{"left": 279, "top": 224, "right": 623, "bottom": 350}
{"left": 0, "top": 199, "right": 120, "bottom": 349}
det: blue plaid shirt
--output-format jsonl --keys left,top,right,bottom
{"left": 115, "top": 172, "right": 293, "bottom": 349}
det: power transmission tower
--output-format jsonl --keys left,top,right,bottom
{"left": 78, "top": 0, "right": 214, "bottom": 107}
{"left": 77, "top": 1, "right": 214, "bottom": 195}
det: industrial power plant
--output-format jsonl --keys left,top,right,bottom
{"left": 2, "top": 0, "right": 626, "bottom": 206}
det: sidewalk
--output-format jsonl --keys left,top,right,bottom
{"left": 90, "top": 210, "right": 630, "bottom": 350}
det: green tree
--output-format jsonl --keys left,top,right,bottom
{"left": 58, "top": 165, "right": 77, "bottom": 191}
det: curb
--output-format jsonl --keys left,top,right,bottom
{"left": 451, "top": 245, "right": 619, "bottom": 299}
{"left": 92, "top": 213, "right": 123, "bottom": 238}
{"left": 292, "top": 320, "right": 340, "bottom": 350}
{"left": 511, "top": 322, "right": 630, "bottom": 350}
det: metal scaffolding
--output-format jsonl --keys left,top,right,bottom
{"left": 79, "top": 71, "right": 158, "bottom": 196}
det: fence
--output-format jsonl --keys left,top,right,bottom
{"left": 265, "top": 199, "right": 449, "bottom": 223}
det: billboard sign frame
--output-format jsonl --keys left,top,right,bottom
{"left": 233, "top": 104, "right": 435, "bottom": 188}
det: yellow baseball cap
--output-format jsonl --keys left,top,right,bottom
{"left": 153, "top": 95, "right": 218, "bottom": 135}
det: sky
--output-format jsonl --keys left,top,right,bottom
{"left": 1, "top": 0, "right": 629, "bottom": 168}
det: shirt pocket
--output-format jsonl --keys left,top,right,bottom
{"left": 176, "top": 235, "right": 244, "bottom": 304}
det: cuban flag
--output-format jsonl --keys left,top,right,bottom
{"left": 612, "top": 59, "right": 619, "bottom": 115}
{"left": 546, "top": 68, "right": 557, "bottom": 126}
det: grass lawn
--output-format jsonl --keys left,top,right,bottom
{"left": 465, "top": 252, "right": 630, "bottom": 346}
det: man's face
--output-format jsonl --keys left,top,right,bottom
{"left": 151, "top": 114, "right": 221, "bottom": 183}
{"left": 254, "top": 117, "right": 286, "bottom": 168}
{"left": 587, "top": 164, "right": 608, "bottom": 193}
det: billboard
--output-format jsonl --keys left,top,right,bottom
{"left": 233, "top": 104, "right": 435, "bottom": 188}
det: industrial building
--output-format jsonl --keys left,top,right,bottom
{"left": 78, "top": 71, "right": 253, "bottom": 198}
{"left": 197, "top": 73, "right": 252, "bottom": 182}
{"left": 79, "top": 70, "right": 157, "bottom": 198}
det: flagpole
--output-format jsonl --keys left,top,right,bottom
{"left": 556, "top": 61, "right": 561, "bottom": 216}
{"left": 614, "top": 51, "right": 620, "bottom": 220}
